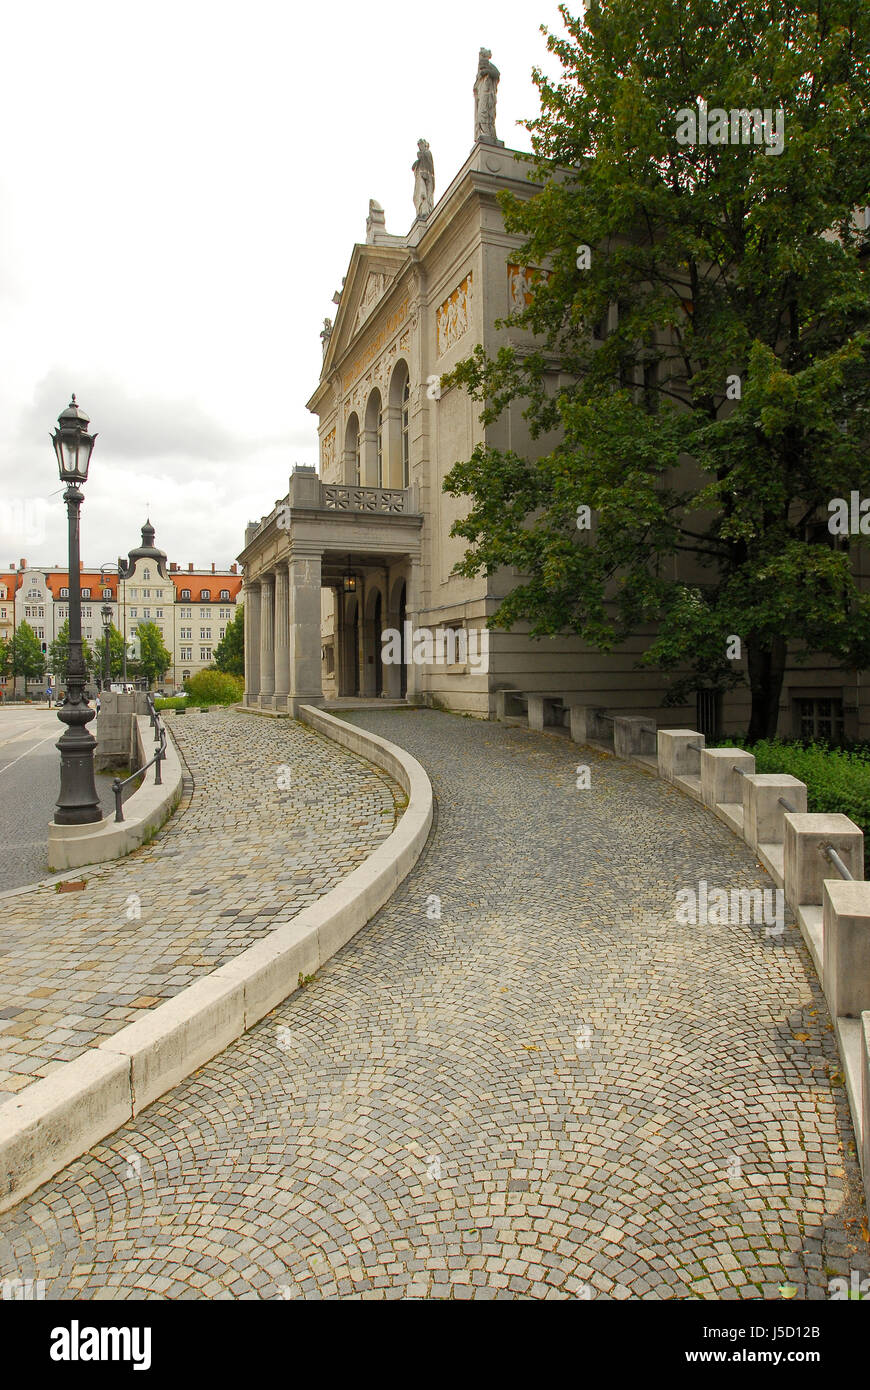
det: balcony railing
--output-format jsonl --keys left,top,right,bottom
{"left": 321, "top": 484, "right": 410, "bottom": 514}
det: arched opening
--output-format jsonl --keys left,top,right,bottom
{"left": 363, "top": 582, "right": 386, "bottom": 697}
{"left": 387, "top": 360, "right": 411, "bottom": 489}
{"left": 344, "top": 413, "right": 360, "bottom": 485}
{"left": 363, "top": 389, "right": 383, "bottom": 487}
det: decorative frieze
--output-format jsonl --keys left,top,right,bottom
{"left": 507, "top": 263, "right": 550, "bottom": 312}
{"left": 321, "top": 428, "right": 336, "bottom": 474}
{"left": 436, "top": 273, "right": 472, "bottom": 356}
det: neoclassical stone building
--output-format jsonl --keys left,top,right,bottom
{"left": 239, "top": 54, "right": 559, "bottom": 718}
{"left": 239, "top": 53, "right": 868, "bottom": 741}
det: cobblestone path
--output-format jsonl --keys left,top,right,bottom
{"left": 0, "top": 710, "right": 399, "bottom": 1098}
{"left": 0, "top": 708, "right": 867, "bottom": 1300}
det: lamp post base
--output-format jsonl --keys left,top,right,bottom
{"left": 54, "top": 702, "right": 102, "bottom": 826}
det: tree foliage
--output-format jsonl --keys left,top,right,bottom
{"left": 11, "top": 620, "right": 46, "bottom": 681}
{"left": 135, "top": 621, "right": 172, "bottom": 686}
{"left": 214, "top": 603, "right": 244, "bottom": 677}
{"left": 48, "top": 619, "right": 95, "bottom": 682}
{"left": 442, "top": 0, "right": 870, "bottom": 739}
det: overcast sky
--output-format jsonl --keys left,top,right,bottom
{"left": 0, "top": 0, "right": 565, "bottom": 574}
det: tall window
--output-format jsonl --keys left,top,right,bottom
{"left": 376, "top": 406, "right": 383, "bottom": 487}
{"left": 355, "top": 435, "right": 361, "bottom": 485}
{"left": 797, "top": 696, "right": 844, "bottom": 744}
{"left": 401, "top": 377, "right": 410, "bottom": 487}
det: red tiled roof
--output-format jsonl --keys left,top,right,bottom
{"left": 0, "top": 572, "right": 23, "bottom": 598}
{"left": 169, "top": 574, "right": 243, "bottom": 600}
{"left": 44, "top": 573, "right": 118, "bottom": 599}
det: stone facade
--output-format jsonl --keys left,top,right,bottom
{"left": 240, "top": 124, "right": 869, "bottom": 740}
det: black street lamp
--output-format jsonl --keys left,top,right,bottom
{"left": 51, "top": 395, "right": 102, "bottom": 824}
{"left": 101, "top": 602, "right": 113, "bottom": 689}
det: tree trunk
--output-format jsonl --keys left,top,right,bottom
{"left": 746, "top": 635, "right": 787, "bottom": 742}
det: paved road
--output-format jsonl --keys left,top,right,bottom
{"left": 0, "top": 708, "right": 116, "bottom": 894}
{"left": 0, "top": 708, "right": 867, "bottom": 1300}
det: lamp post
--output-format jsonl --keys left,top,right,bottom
{"left": 101, "top": 602, "right": 112, "bottom": 689}
{"left": 51, "top": 395, "right": 102, "bottom": 824}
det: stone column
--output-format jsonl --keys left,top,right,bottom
{"left": 259, "top": 573, "right": 275, "bottom": 705}
{"left": 359, "top": 428, "right": 378, "bottom": 487}
{"left": 288, "top": 545, "right": 324, "bottom": 715}
{"left": 404, "top": 553, "right": 423, "bottom": 703}
{"left": 382, "top": 405, "right": 403, "bottom": 488}
{"left": 383, "top": 569, "right": 402, "bottom": 699}
{"left": 244, "top": 581, "right": 261, "bottom": 707}
{"left": 274, "top": 566, "right": 290, "bottom": 708}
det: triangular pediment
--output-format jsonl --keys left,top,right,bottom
{"left": 319, "top": 243, "right": 410, "bottom": 383}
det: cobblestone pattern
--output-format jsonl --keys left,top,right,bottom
{"left": 0, "top": 710, "right": 401, "bottom": 1098}
{"left": 0, "top": 709, "right": 867, "bottom": 1300}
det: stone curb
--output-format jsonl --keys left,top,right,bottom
{"left": 0, "top": 705, "right": 433, "bottom": 1214}
{"left": 46, "top": 717, "right": 184, "bottom": 872}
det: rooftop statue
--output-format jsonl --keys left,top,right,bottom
{"left": 412, "top": 138, "right": 435, "bottom": 219}
{"left": 474, "top": 48, "right": 504, "bottom": 147}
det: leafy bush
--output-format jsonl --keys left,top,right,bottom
{"left": 183, "top": 669, "right": 243, "bottom": 706}
{"left": 715, "top": 738, "right": 870, "bottom": 838}
{"left": 154, "top": 696, "right": 189, "bottom": 711}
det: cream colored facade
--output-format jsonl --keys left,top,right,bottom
{"left": 239, "top": 138, "right": 869, "bottom": 741}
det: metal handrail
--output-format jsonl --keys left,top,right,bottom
{"left": 824, "top": 846, "right": 854, "bottom": 881}
{"left": 111, "top": 698, "right": 167, "bottom": 822}
{"left": 778, "top": 797, "right": 797, "bottom": 813}
{"left": 687, "top": 742, "right": 704, "bottom": 753}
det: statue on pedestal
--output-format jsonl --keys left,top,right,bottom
{"left": 412, "top": 139, "right": 435, "bottom": 219}
{"left": 320, "top": 317, "right": 333, "bottom": 354}
{"left": 474, "top": 48, "right": 504, "bottom": 146}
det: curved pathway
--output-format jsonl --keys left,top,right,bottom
{"left": 0, "top": 708, "right": 867, "bottom": 1300}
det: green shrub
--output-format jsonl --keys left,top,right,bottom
{"left": 154, "top": 696, "right": 189, "bottom": 711}
{"left": 183, "top": 669, "right": 243, "bottom": 706}
{"left": 715, "top": 738, "right": 870, "bottom": 838}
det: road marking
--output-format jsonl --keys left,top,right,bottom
{"left": 0, "top": 725, "right": 47, "bottom": 747}
{"left": 0, "top": 732, "right": 59, "bottom": 774}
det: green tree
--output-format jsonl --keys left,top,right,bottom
{"left": 214, "top": 603, "right": 244, "bottom": 677}
{"left": 48, "top": 619, "right": 94, "bottom": 683}
{"left": 135, "top": 621, "right": 172, "bottom": 687}
{"left": 96, "top": 624, "right": 128, "bottom": 681}
{"left": 0, "top": 635, "right": 10, "bottom": 681}
{"left": 443, "top": 0, "right": 870, "bottom": 740}
{"left": 11, "top": 620, "right": 46, "bottom": 683}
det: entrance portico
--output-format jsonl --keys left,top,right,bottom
{"left": 239, "top": 466, "right": 423, "bottom": 715}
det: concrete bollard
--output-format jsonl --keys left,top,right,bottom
{"left": 569, "top": 706, "right": 612, "bottom": 746}
{"left": 528, "top": 695, "right": 566, "bottom": 732}
{"left": 613, "top": 716, "right": 655, "bottom": 760}
{"left": 822, "top": 880, "right": 870, "bottom": 1021}
{"left": 742, "top": 774, "right": 807, "bottom": 852}
{"left": 700, "top": 748, "right": 755, "bottom": 811}
{"left": 783, "top": 813, "right": 864, "bottom": 910}
{"left": 495, "top": 689, "right": 526, "bottom": 722}
{"left": 657, "top": 729, "right": 704, "bottom": 783}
